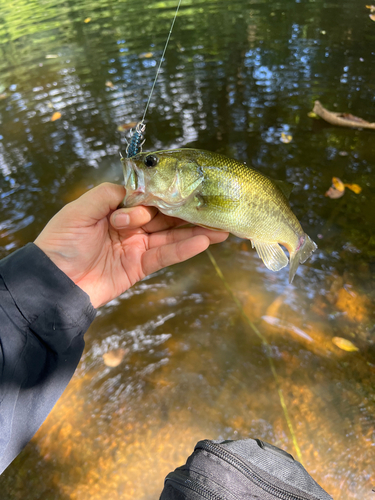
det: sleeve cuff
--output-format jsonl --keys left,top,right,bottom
{"left": 0, "top": 243, "right": 96, "bottom": 352}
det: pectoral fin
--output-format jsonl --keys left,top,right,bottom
{"left": 251, "top": 240, "right": 289, "bottom": 271}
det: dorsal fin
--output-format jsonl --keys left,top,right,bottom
{"left": 274, "top": 180, "right": 294, "bottom": 199}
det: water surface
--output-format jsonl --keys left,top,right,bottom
{"left": 0, "top": 0, "right": 374, "bottom": 498}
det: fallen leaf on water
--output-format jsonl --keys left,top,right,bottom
{"left": 105, "top": 80, "right": 115, "bottom": 89}
{"left": 313, "top": 101, "right": 375, "bottom": 129}
{"left": 117, "top": 121, "right": 137, "bottom": 132}
{"left": 366, "top": 5, "right": 375, "bottom": 11}
{"left": 103, "top": 348, "right": 127, "bottom": 367}
{"left": 332, "top": 177, "right": 345, "bottom": 192}
{"left": 325, "top": 177, "right": 361, "bottom": 198}
{"left": 51, "top": 111, "right": 61, "bottom": 121}
{"left": 345, "top": 183, "right": 362, "bottom": 194}
{"left": 45, "top": 54, "right": 59, "bottom": 59}
{"left": 325, "top": 186, "right": 344, "bottom": 199}
{"left": 307, "top": 111, "right": 318, "bottom": 118}
{"left": 332, "top": 337, "right": 359, "bottom": 352}
{"left": 84, "top": 17, "right": 91, "bottom": 23}
{"left": 280, "top": 132, "right": 292, "bottom": 143}
{"left": 369, "top": 13, "right": 375, "bottom": 20}
{"left": 139, "top": 52, "right": 154, "bottom": 59}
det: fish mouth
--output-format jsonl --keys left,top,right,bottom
{"left": 121, "top": 158, "right": 146, "bottom": 207}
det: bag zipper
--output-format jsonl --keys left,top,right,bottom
{"left": 195, "top": 440, "right": 311, "bottom": 500}
{"left": 165, "top": 470, "right": 227, "bottom": 500}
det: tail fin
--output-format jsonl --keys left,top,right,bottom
{"left": 289, "top": 234, "right": 317, "bottom": 283}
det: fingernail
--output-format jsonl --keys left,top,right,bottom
{"left": 114, "top": 213, "right": 130, "bottom": 228}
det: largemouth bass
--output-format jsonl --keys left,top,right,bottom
{"left": 121, "top": 149, "right": 317, "bottom": 283}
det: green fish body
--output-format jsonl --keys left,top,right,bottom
{"left": 122, "top": 148, "right": 317, "bottom": 282}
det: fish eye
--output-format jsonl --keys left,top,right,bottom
{"left": 144, "top": 154, "right": 158, "bottom": 168}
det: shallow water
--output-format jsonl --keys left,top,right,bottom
{"left": 0, "top": 0, "right": 374, "bottom": 498}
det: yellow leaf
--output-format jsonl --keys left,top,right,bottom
{"left": 117, "top": 122, "right": 137, "bottom": 132}
{"left": 332, "top": 337, "right": 359, "bottom": 352}
{"left": 365, "top": 4, "right": 375, "bottom": 12}
{"left": 105, "top": 80, "right": 115, "bottom": 88}
{"left": 307, "top": 111, "right": 318, "bottom": 118}
{"left": 332, "top": 177, "right": 345, "bottom": 192}
{"left": 51, "top": 111, "right": 61, "bottom": 122}
{"left": 139, "top": 52, "right": 154, "bottom": 59}
{"left": 369, "top": 13, "right": 375, "bottom": 20}
{"left": 280, "top": 132, "right": 292, "bottom": 143}
{"left": 344, "top": 183, "right": 362, "bottom": 194}
{"left": 84, "top": 17, "right": 91, "bottom": 23}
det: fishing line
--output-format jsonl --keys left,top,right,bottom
{"left": 206, "top": 248, "right": 305, "bottom": 466}
{"left": 141, "top": 0, "right": 182, "bottom": 124}
{"left": 126, "top": 0, "right": 182, "bottom": 158}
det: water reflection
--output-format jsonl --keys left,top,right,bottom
{"left": 0, "top": 0, "right": 374, "bottom": 498}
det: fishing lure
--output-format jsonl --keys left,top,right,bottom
{"left": 124, "top": 0, "right": 182, "bottom": 159}
{"left": 126, "top": 122, "right": 146, "bottom": 158}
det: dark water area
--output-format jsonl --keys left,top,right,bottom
{"left": 0, "top": 0, "right": 374, "bottom": 498}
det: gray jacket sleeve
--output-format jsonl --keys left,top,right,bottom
{"left": 0, "top": 243, "right": 96, "bottom": 474}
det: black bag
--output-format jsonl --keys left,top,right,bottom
{"left": 160, "top": 438, "right": 333, "bottom": 500}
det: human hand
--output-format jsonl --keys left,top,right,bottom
{"left": 34, "top": 183, "right": 229, "bottom": 308}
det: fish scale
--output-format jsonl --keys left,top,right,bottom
{"left": 122, "top": 148, "right": 317, "bottom": 283}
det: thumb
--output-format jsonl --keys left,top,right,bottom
{"left": 66, "top": 183, "right": 126, "bottom": 225}
{"left": 111, "top": 206, "right": 158, "bottom": 230}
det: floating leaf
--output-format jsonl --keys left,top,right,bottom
{"left": 105, "top": 80, "right": 115, "bottom": 89}
{"left": 313, "top": 101, "right": 375, "bottom": 129}
{"left": 84, "top": 17, "right": 91, "bottom": 23}
{"left": 139, "top": 52, "right": 154, "bottom": 59}
{"left": 344, "top": 183, "right": 362, "bottom": 194}
{"left": 280, "top": 132, "right": 293, "bottom": 143}
{"left": 45, "top": 54, "right": 59, "bottom": 59}
{"left": 51, "top": 111, "right": 61, "bottom": 121}
{"left": 325, "top": 186, "right": 344, "bottom": 199}
{"left": 369, "top": 13, "right": 375, "bottom": 20}
{"left": 366, "top": 4, "right": 375, "bottom": 11}
{"left": 117, "top": 121, "right": 137, "bottom": 132}
{"left": 103, "top": 348, "right": 127, "bottom": 367}
{"left": 332, "top": 177, "right": 345, "bottom": 192}
{"left": 326, "top": 177, "right": 361, "bottom": 198}
{"left": 332, "top": 337, "right": 359, "bottom": 352}
{"left": 307, "top": 111, "right": 318, "bottom": 118}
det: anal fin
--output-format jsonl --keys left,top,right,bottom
{"left": 252, "top": 240, "right": 289, "bottom": 272}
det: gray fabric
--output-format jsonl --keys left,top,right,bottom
{"left": 0, "top": 243, "right": 96, "bottom": 474}
{"left": 161, "top": 438, "right": 333, "bottom": 499}
{"left": 217, "top": 439, "right": 332, "bottom": 500}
